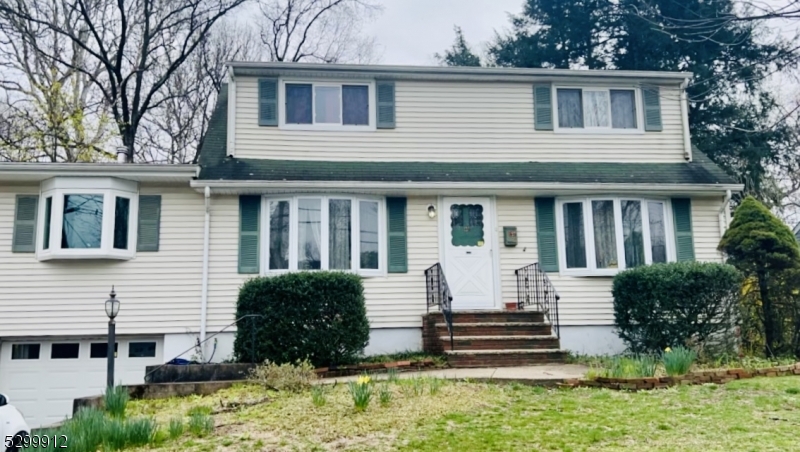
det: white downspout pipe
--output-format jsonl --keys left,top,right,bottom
{"left": 719, "top": 189, "right": 732, "bottom": 235}
{"left": 200, "top": 186, "right": 211, "bottom": 359}
{"left": 680, "top": 78, "right": 692, "bottom": 161}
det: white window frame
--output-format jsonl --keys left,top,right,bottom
{"left": 279, "top": 79, "right": 376, "bottom": 131}
{"left": 36, "top": 177, "right": 139, "bottom": 261}
{"left": 555, "top": 196, "right": 675, "bottom": 276}
{"left": 261, "top": 195, "right": 386, "bottom": 277}
{"left": 552, "top": 86, "right": 644, "bottom": 134}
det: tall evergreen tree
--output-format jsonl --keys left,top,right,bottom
{"left": 436, "top": 26, "right": 482, "bottom": 67}
{"left": 487, "top": 0, "right": 799, "bottom": 204}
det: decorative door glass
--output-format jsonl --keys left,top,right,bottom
{"left": 450, "top": 204, "right": 484, "bottom": 247}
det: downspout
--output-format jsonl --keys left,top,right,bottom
{"left": 680, "top": 78, "right": 692, "bottom": 161}
{"left": 719, "top": 189, "right": 732, "bottom": 236}
{"left": 200, "top": 186, "right": 211, "bottom": 358}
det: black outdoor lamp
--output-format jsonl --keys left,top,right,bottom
{"left": 105, "top": 286, "right": 120, "bottom": 389}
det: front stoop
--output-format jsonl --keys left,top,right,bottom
{"left": 422, "top": 310, "right": 567, "bottom": 368}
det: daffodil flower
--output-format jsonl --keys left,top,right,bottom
{"left": 664, "top": 347, "right": 672, "bottom": 353}
{"left": 357, "top": 375, "right": 371, "bottom": 385}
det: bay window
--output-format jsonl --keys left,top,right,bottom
{"left": 264, "top": 195, "right": 384, "bottom": 275}
{"left": 281, "top": 80, "right": 374, "bottom": 130}
{"left": 555, "top": 87, "right": 640, "bottom": 131}
{"left": 37, "top": 177, "right": 138, "bottom": 260}
{"left": 556, "top": 197, "right": 672, "bottom": 275}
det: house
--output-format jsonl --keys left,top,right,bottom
{"left": 0, "top": 62, "right": 741, "bottom": 427}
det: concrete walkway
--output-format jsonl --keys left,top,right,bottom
{"left": 322, "top": 364, "right": 588, "bottom": 386}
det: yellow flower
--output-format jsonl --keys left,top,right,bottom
{"left": 665, "top": 347, "right": 672, "bottom": 353}
{"left": 357, "top": 375, "right": 371, "bottom": 385}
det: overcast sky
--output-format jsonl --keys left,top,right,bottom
{"left": 363, "top": 0, "right": 523, "bottom": 65}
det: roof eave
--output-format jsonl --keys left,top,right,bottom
{"left": 0, "top": 163, "right": 199, "bottom": 183}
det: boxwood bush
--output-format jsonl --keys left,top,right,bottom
{"left": 612, "top": 261, "right": 742, "bottom": 354}
{"left": 234, "top": 272, "right": 370, "bottom": 367}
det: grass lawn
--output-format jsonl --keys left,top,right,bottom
{"left": 130, "top": 376, "right": 800, "bottom": 451}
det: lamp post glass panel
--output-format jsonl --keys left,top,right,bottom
{"left": 105, "top": 287, "right": 120, "bottom": 389}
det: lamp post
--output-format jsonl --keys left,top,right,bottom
{"left": 105, "top": 287, "right": 120, "bottom": 389}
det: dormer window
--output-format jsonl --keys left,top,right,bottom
{"left": 280, "top": 80, "right": 376, "bottom": 131}
{"left": 555, "top": 87, "right": 641, "bottom": 132}
{"left": 37, "top": 177, "right": 139, "bottom": 260}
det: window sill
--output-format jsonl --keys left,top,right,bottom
{"left": 553, "top": 128, "right": 645, "bottom": 135}
{"left": 278, "top": 124, "right": 376, "bottom": 132}
{"left": 262, "top": 269, "right": 386, "bottom": 278}
{"left": 37, "top": 249, "right": 135, "bottom": 261}
{"left": 559, "top": 269, "right": 619, "bottom": 277}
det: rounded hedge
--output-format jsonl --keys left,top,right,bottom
{"left": 234, "top": 271, "right": 370, "bottom": 367}
{"left": 612, "top": 261, "right": 742, "bottom": 354}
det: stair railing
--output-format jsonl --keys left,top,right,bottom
{"left": 515, "top": 263, "right": 561, "bottom": 338}
{"left": 425, "top": 263, "right": 454, "bottom": 350}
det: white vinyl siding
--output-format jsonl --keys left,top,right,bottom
{"left": 497, "top": 195, "right": 726, "bottom": 326}
{"left": 0, "top": 185, "right": 204, "bottom": 337}
{"left": 234, "top": 78, "right": 686, "bottom": 163}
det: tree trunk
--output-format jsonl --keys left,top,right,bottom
{"left": 120, "top": 126, "right": 136, "bottom": 163}
{"left": 758, "top": 270, "right": 778, "bottom": 356}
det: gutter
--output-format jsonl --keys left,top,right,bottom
{"left": 0, "top": 162, "right": 198, "bottom": 180}
{"left": 190, "top": 179, "right": 744, "bottom": 193}
{"left": 680, "top": 78, "right": 693, "bottom": 161}
{"left": 199, "top": 186, "right": 211, "bottom": 359}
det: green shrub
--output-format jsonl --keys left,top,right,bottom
{"left": 234, "top": 272, "right": 370, "bottom": 367}
{"left": 662, "top": 346, "right": 698, "bottom": 376}
{"left": 104, "top": 385, "right": 129, "bottom": 418}
{"left": 599, "top": 356, "right": 657, "bottom": 378}
{"left": 188, "top": 413, "right": 214, "bottom": 437}
{"left": 248, "top": 359, "right": 318, "bottom": 392}
{"left": 612, "top": 261, "right": 742, "bottom": 354}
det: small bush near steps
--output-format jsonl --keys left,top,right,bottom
{"left": 248, "top": 359, "right": 318, "bottom": 392}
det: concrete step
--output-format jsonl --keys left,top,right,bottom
{"left": 436, "top": 322, "right": 553, "bottom": 337}
{"left": 444, "top": 349, "right": 569, "bottom": 368}
{"left": 440, "top": 335, "right": 560, "bottom": 351}
{"left": 435, "top": 311, "right": 547, "bottom": 324}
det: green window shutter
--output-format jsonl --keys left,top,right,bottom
{"left": 533, "top": 84, "right": 553, "bottom": 130}
{"left": 534, "top": 197, "right": 559, "bottom": 272}
{"left": 137, "top": 195, "right": 161, "bottom": 252}
{"left": 386, "top": 197, "right": 407, "bottom": 273}
{"left": 12, "top": 195, "right": 38, "bottom": 253}
{"left": 239, "top": 195, "right": 261, "bottom": 274}
{"left": 376, "top": 81, "right": 396, "bottom": 129}
{"left": 672, "top": 198, "right": 695, "bottom": 262}
{"left": 643, "top": 86, "right": 663, "bottom": 131}
{"left": 258, "top": 78, "right": 278, "bottom": 126}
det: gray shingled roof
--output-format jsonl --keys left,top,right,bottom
{"left": 198, "top": 85, "right": 738, "bottom": 187}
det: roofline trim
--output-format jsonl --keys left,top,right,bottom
{"left": 191, "top": 179, "right": 742, "bottom": 193}
{"left": 227, "top": 62, "right": 692, "bottom": 83}
{"left": 0, "top": 162, "right": 199, "bottom": 180}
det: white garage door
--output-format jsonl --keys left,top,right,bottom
{"left": 0, "top": 337, "right": 163, "bottom": 428}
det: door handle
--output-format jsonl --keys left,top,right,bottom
{"left": 466, "top": 251, "right": 472, "bottom": 254}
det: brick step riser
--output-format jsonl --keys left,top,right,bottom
{"left": 446, "top": 353, "right": 569, "bottom": 368}
{"left": 443, "top": 338, "right": 560, "bottom": 351}
{"left": 440, "top": 313, "right": 547, "bottom": 324}
{"left": 437, "top": 325, "right": 554, "bottom": 336}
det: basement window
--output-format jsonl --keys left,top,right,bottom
{"left": 37, "top": 177, "right": 139, "bottom": 260}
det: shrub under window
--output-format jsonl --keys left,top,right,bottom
{"left": 234, "top": 272, "right": 370, "bottom": 367}
{"left": 612, "top": 261, "right": 742, "bottom": 354}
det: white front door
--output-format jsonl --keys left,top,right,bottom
{"left": 442, "top": 197, "right": 496, "bottom": 310}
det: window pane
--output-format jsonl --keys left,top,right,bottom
{"left": 343, "top": 85, "right": 369, "bottom": 125}
{"left": 557, "top": 89, "right": 583, "bottom": 128}
{"left": 611, "top": 90, "right": 637, "bottom": 129}
{"left": 43, "top": 197, "right": 52, "bottom": 250}
{"left": 622, "top": 200, "right": 645, "bottom": 268}
{"left": 584, "top": 90, "right": 610, "bottom": 128}
{"left": 129, "top": 342, "right": 156, "bottom": 358}
{"left": 298, "top": 199, "right": 322, "bottom": 270}
{"left": 360, "top": 200, "right": 379, "bottom": 269}
{"left": 62, "top": 194, "right": 103, "bottom": 249}
{"left": 11, "top": 344, "right": 40, "bottom": 360}
{"left": 286, "top": 83, "right": 312, "bottom": 124}
{"left": 563, "top": 202, "right": 587, "bottom": 268}
{"left": 90, "top": 342, "right": 118, "bottom": 359}
{"left": 592, "top": 200, "right": 618, "bottom": 269}
{"left": 314, "top": 86, "right": 341, "bottom": 124}
{"left": 269, "top": 200, "right": 290, "bottom": 270}
{"left": 51, "top": 343, "right": 79, "bottom": 359}
{"left": 648, "top": 201, "right": 667, "bottom": 263}
{"left": 329, "top": 199, "right": 352, "bottom": 270}
{"left": 450, "top": 204, "right": 485, "bottom": 247}
{"left": 113, "top": 197, "right": 130, "bottom": 250}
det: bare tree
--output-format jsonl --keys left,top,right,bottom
{"left": 0, "top": 0, "right": 249, "bottom": 162}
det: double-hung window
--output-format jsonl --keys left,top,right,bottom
{"left": 282, "top": 81, "right": 374, "bottom": 130}
{"left": 556, "top": 87, "right": 640, "bottom": 131}
{"left": 556, "top": 197, "right": 672, "bottom": 276}
{"left": 264, "top": 195, "right": 384, "bottom": 276}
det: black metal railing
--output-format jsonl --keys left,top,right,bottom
{"left": 425, "top": 263, "right": 454, "bottom": 350}
{"left": 515, "top": 263, "right": 561, "bottom": 338}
